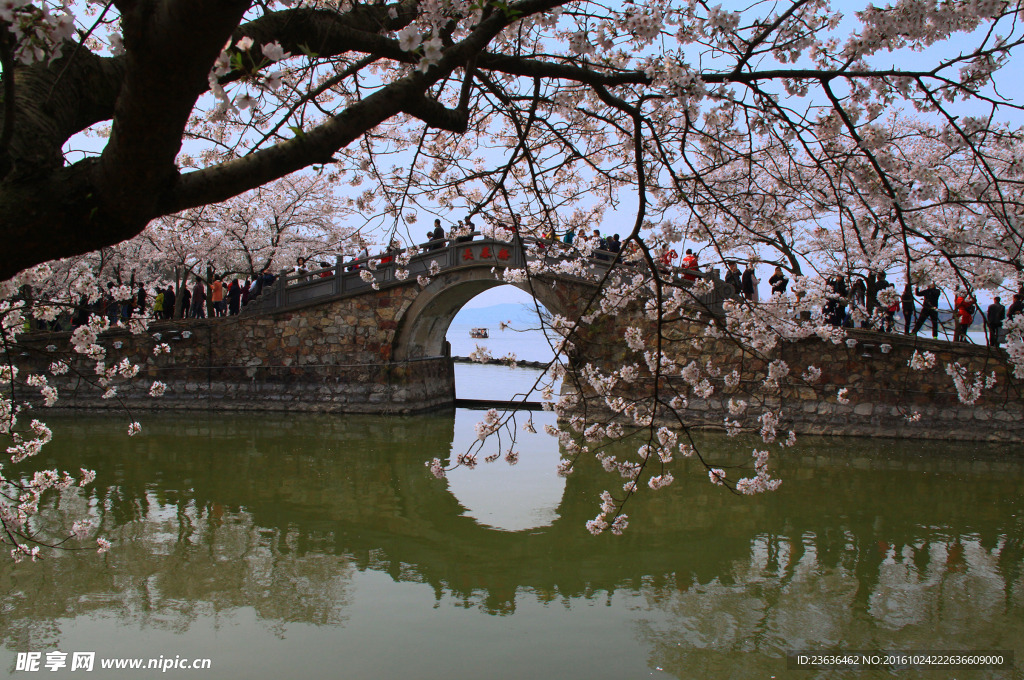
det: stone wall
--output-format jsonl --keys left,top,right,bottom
{"left": 10, "top": 274, "right": 1024, "bottom": 440}
{"left": 565, "top": 310, "right": 1024, "bottom": 442}
{"left": 12, "top": 283, "right": 455, "bottom": 414}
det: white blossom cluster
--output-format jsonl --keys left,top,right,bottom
{"left": 908, "top": 350, "right": 937, "bottom": 371}
{"left": 944, "top": 362, "right": 997, "bottom": 406}
{"left": 734, "top": 450, "right": 783, "bottom": 495}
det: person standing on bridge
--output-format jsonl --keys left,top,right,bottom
{"left": 189, "top": 276, "right": 206, "bottom": 319}
{"left": 211, "top": 277, "right": 225, "bottom": 316}
{"left": 769, "top": 266, "right": 788, "bottom": 295}
{"left": 250, "top": 272, "right": 263, "bottom": 298}
{"left": 875, "top": 271, "right": 895, "bottom": 332}
{"left": 606, "top": 234, "right": 621, "bottom": 254}
{"left": 911, "top": 283, "right": 941, "bottom": 338}
{"left": 228, "top": 279, "right": 242, "bottom": 316}
{"left": 741, "top": 264, "right": 756, "bottom": 301}
{"left": 592, "top": 229, "right": 609, "bottom": 261}
{"left": 163, "top": 286, "right": 176, "bottom": 319}
{"left": 954, "top": 291, "right": 975, "bottom": 343}
{"left": 1008, "top": 293, "right": 1023, "bottom": 322}
{"left": 152, "top": 289, "right": 164, "bottom": 319}
{"left": 457, "top": 215, "right": 476, "bottom": 243}
{"left": 901, "top": 282, "right": 916, "bottom": 334}
{"left": 347, "top": 247, "right": 369, "bottom": 271}
{"left": 432, "top": 219, "right": 445, "bottom": 243}
{"left": 681, "top": 249, "right": 699, "bottom": 281}
{"left": 725, "top": 262, "right": 742, "bottom": 297}
{"left": 987, "top": 296, "right": 1006, "bottom": 347}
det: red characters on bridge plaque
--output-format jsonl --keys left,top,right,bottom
{"left": 462, "top": 246, "right": 509, "bottom": 261}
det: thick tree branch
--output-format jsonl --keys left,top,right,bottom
{"left": 162, "top": 0, "right": 566, "bottom": 213}
{"left": 95, "top": 0, "right": 252, "bottom": 226}
{"left": 0, "top": 44, "right": 125, "bottom": 179}
{"left": 0, "top": 33, "right": 15, "bottom": 177}
{"left": 402, "top": 94, "right": 469, "bottom": 132}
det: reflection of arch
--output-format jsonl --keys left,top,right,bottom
{"left": 444, "top": 410, "right": 567, "bottom": 532}
{"left": 392, "top": 267, "right": 575, "bottom": 361}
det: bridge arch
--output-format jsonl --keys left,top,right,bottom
{"left": 392, "top": 266, "right": 572, "bottom": 361}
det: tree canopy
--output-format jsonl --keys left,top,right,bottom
{"left": 1, "top": 0, "right": 1022, "bottom": 288}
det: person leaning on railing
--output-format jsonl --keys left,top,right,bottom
{"left": 347, "top": 247, "right": 370, "bottom": 271}
{"left": 456, "top": 216, "right": 476, "bottom": 243}
{"left": 292, "top": 257, "right": 309, "bottom": 283}
{"left": 379, "top": 239, "right": 400, "bottom": 264}
{"left": 606, "top": 234, "right": 621, "bottom": 254}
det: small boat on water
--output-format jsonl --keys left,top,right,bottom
{"left": 469, "top": 328, "right": 489, "bottom": 338}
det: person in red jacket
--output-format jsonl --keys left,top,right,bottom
{"left": 954, "top": 292, "right": 975, "bottom": 343}
{"left": 680, "top": 249, "right": 699, "bottom": 281}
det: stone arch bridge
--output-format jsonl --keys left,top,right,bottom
{"left": 15, "top": 235, "right": 730, "bottom": 416}
{"left": 14, "top": 236, "right": 1020, "bottom": 439}
{"left": 241, "top": 235, "right": 728, "bottom": 362}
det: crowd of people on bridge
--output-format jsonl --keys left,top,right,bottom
{"left": 722, "top": 262, "right": 1022, "bottom": 347}
{"left": 35, "top": 214, "right": 1024, "bottom": 351}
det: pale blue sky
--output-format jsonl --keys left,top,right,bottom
{"left": 459, "top": 285, "right": 535, "bottom": 309}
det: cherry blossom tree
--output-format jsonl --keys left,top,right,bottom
{"left": 3, "top": 0, "right": 1024, "bottom": 546}
{"left": 132, "top": 171, "right": 361, "bottom": 311}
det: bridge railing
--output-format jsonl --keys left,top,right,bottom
{"left": 241, "top": 232, "right": 733, "bottom": 316}
{"left": 242, "top": 233, "right": 527, "bottom": 314}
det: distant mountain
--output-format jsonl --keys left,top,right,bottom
{"left": 451, "top": 303, "right": 543, "bottom": 327}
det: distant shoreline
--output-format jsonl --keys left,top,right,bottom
{"left": 452, "top": 356, "right": 550, "bottom": 369}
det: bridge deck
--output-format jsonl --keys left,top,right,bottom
{"left": 241, "top": 234, "right": 731, "bottom": 317}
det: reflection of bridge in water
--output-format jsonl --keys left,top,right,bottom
{"left": 4, "top": 412, "right": 1022, "bottom": 662}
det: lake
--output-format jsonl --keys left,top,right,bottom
{"left": 1, "top": 410, "right": 1021, "bottom": 679}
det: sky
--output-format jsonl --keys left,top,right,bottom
{"left": 459, "top": 285, "right": 535, "bottom": 309}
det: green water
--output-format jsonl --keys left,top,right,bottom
{"left": 1, "top": 410, "right": 1022, "bottom": 679}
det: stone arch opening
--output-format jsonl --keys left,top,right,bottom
{"left": 448, "top": 285, "right": 551, "bottom": 353}
{"left": 391, "top": 267, "right": 568, "bottom": 362}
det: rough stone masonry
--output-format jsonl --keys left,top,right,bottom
{"left": 10, "top": 273, "right": 1024, "bottom": 441}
